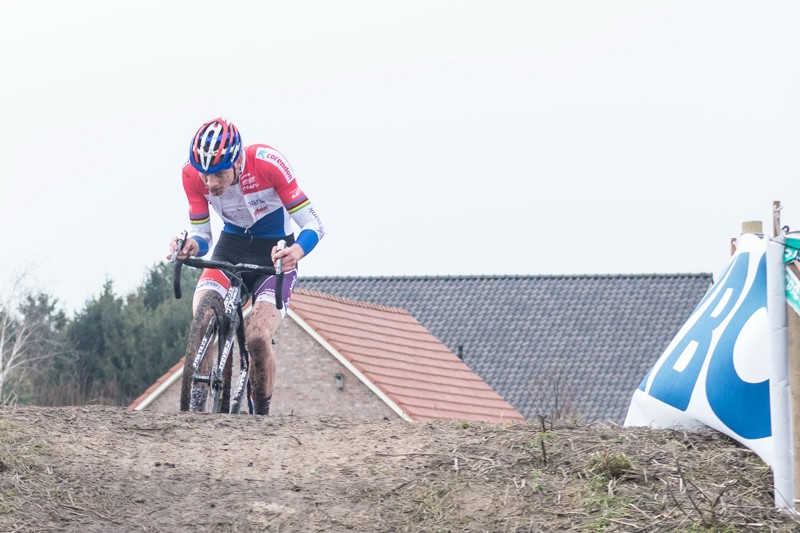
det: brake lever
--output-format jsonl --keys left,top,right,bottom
{"left": 275, "top": 239, "right": 286, "bottom": 274}
{"left": 274, "top": 239, "right": 287, "bottom": 311}
{"left": 170, "top": 230, "right": 188, "bottom": 263}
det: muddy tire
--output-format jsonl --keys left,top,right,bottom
{"left": 180, "top": 293, "right": 228, "bottom": 412}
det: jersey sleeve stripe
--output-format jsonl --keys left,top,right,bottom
{"left": 287, "top": 199, "right": 311, "bottom": 214}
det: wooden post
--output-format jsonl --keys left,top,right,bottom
{"left": 735, "top": 221, "right": 763, "bottom": 255}
{"left": 774, "top": 200, "right": 783, "bottom": 237}
{"left": 742, "top": 220, "right": 763, "bottom": 234}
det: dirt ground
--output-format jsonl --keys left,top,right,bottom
{"left": 1, "top": 406, "right": 799, "bottom": 532}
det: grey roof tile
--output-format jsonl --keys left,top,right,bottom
{"left": 298, "top": 274, "right": 712, "bottom": 423}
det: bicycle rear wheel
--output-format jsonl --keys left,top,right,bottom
{"left": 180, "top": 294, "right": 229, "bottom": 412}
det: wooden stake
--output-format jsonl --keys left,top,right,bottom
{"left": 742, "top": 220, "right": 763, "bottom": 234}
{"left": 774, "top": 201, "right": 783, "bottom": 238}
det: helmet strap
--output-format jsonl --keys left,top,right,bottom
{"left": 232, "top": 154, "right": 243, "bottom": 184}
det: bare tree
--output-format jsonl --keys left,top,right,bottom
{"left": 0, "top": 273, "right": 69, "bottom": 405}
{"left": 527, "top": 361, "right": 580, "bottom": 429}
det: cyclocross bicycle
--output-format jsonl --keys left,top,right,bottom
{"left": 171, "top": 231, "right": 285, "bottom": 414}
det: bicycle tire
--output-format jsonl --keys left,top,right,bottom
{"left": 217, "top": 310, "right": 234, "bottom": 413}
{"left": 230, "top": 355, "right": 249, "bottom": 414}
{"left": 210, "top": 343, "right": 233, "bottom": 414}
{"left": 180, "top": 294, "right": 225, "bottom": 412}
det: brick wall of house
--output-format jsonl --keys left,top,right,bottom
{"left": 146, "top": 375, "right": 182, "bottom": 411}
{"left": 272, "top": 317, "right": 396, "bottom": 418}
{"left": 142, "top": 316, "right": 397, "bottom": 420}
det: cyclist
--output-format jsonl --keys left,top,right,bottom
{"left": 168, "top": 117, "right": 324, "bottom": 415}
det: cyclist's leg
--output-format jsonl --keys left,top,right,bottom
{"left": 247, "top": 269, "right": 298, "bottom": 415}
{"left": 245, "top": 302, "right": 281, "bottom": 415}
{"left": 192, "top": 269, "right": 230, "bottom": 314}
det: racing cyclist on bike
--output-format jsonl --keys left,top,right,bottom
{"left": 168, "top": 117, "right": 325, "bottom": 415}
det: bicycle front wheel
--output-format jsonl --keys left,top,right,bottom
{"left": 180, "top": 294, "right": 224, "bottom": 412}
{"left": 210, "top": 345, "right": 233, "bottom": 414}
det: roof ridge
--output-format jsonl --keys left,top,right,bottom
{"left": 293, "top": 288, "right": 409, "bottom": 314}
{"left": 300, "top": 272, "right": 712, "bottom": 281}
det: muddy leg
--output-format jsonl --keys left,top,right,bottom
{"left": 246, "top": 302, "right": 282, "bottom": 415}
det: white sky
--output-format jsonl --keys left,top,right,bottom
{"left": 1, "top": 1, "right": 798, "bottom": 314}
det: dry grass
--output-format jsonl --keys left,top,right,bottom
{"left": 0, "top": 406, "right": 798, "bottom": 532}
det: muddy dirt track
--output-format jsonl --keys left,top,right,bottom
{"left": 1, "top": 406, "right": 799, "bottom": 532}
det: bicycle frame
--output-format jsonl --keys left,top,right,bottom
{"left": 187, "top": 279, "right": 250, "bottom": 413}
{"left": 172, "top": 233, "right": 285, "bottom": 414}
{"left": 225, "top": 283, "right": 251, "bottom": 414}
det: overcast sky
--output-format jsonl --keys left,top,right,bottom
{"left": 2, "top": 1, "right": 798, "bottom": 314}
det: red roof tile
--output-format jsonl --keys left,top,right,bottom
{"left": 129, "top": 358, "right": 184, "bottom": 410}
{"left": 290, "top": 289, "right": 524, "bottom": 423}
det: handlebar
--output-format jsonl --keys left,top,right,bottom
{"left": 171, "top": 233, "right": 286, "bottom": 310}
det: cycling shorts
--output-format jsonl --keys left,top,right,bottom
{"left": 195, "top": 231, "right": 297, "bottom": 315}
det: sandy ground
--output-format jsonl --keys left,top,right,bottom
{"left": 1, "top": 405, "right": 799, "bottom": 532}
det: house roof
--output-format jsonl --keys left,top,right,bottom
{"left": 130, "top": 288, "right": 524, "bottom": 424}
{"left": 289, "top": 289, "right": 524, "bottom": 423}
{"left": 297, "top": 274, "right": 713, "bottom": 423}
{"left": 129, "top": 359, "right": 184, "bottom": 411}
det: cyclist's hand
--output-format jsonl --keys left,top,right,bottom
{"left": 272, "top": 243, "right": 304, "bottom": 272}
{"left": 167, "top": 235, "right": 199, "bottom": 260}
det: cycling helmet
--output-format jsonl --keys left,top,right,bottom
{"left": 189, "top": 117, "right": 242, "bottom": 173}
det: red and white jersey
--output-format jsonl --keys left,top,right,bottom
{"left": 182, "top": 144, "right": 324, "bottom": 255}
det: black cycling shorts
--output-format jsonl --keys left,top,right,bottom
{"left": 195, "top": 231, "right": 297, "bottom": 310}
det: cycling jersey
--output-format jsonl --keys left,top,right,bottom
{"left": 182, "top": 144, "right": 324, "bottom": 257}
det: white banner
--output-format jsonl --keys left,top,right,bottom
{"left": 624, "top": 234, "right": 773, "bottom": 464}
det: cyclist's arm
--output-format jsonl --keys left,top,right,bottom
{"left": 255, "top": 146, "right": 325, "bottom": 257}
{"left": 270, "top": 194, "right": 323, "bottom": 271}
{"left": 285, "top": 199, "right": 324, "bottom": 256}
{"left": 253, "top": 145, "right": 324, "bottom": 265}
{"left": 182, "top": 163, "right": 213, "bottom": 256}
